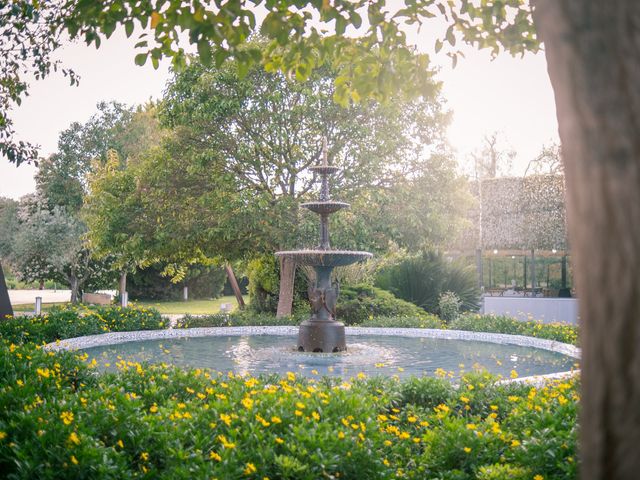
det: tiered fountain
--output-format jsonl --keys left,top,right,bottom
{"left": 276, "top": 140, "right": 372, "bottom": 352}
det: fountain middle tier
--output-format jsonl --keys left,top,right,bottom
{"left": 301, "top": 201, "right": 350, "bottom": 215}
{"left": 275, "top": 249, "right": 372, "bottom": 267}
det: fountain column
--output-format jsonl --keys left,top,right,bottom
{"left": 276, "top": 138, "right": 372, "bottom": 352}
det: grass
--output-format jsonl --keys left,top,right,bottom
{"left": 12, "top": 296, "right": 244, "bottom": 315}
{"left": 131, "top": 296, "right": 244, "bottom": 314}
{"left": 12, "top": 303, "right": 66, "bottom": 313}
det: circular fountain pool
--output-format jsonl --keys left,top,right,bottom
{"left": 53, "top": 327, "right": 579, "bottom": 380}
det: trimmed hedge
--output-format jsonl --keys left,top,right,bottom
{"left": 0, "top": 305, "right": 165, "bottom": 345}
{"left": 450, "top": 314, "right": 579, "bottom": 346}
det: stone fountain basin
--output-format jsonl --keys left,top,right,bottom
{"left": 275, "top": 249, "right": 373, "bottom": 266}
{"left": 301, "top": 201, "right": 350, "bottom": 214}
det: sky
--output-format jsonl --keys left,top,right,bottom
{"left": 0, "top": 27, "right": 559, "bottom": 200}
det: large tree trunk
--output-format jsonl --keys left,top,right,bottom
{"left": 534, "top": 1, "right": 640, "bottom": 478}
{"left": 0, "top": 263, "right": 13, "bottom": 320}
{"left": 276, "top": 257, "right": 296, "bottom": 318}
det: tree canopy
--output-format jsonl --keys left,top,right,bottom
{"left": 2, "top": 0, "right": 538, "bottom": 165}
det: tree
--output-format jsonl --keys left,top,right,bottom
{"left": 471, "top": 132, "right": 516, "bottom": 180}
{"left": 9, "top": 205, "right": 111, "bottom": 303}
{"left": 142, "top": 59, "right": 456, "bottom": 313}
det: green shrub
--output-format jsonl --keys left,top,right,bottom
{"left": 450, "top": 313, "right": 578, "bottom": 345}
{"left": 438, "top": 291, "right": 462, "bottom": 324}
{"left": 0, "top": 340, "right": 578, "bottom": 480}
{"left": 336, "top": 284, "right": 433, "bottom": 325}
{"left": 358, "top": 315, "right": 442, "bottom": 329}
{"left": 0, "top": 305, "right": 165, "bottom": 345}
{"left": 246, "top": 255, "right": 309, "bottom": 314}
{"left": 375, "top": 251, "right": 480, "bottom": 314}
{"left": 396, "top": 376, "right": 455, "bottom": 408}
{"left": 476, "top": 463, "right": 531, "bottom": 480}
{"left": 175, "top": 311, "right": 301, "bottom": 328}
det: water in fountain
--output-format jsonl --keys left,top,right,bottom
{"left": 276, "top": 139, "right": 372, "bottom": 353}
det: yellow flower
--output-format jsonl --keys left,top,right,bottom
{"left": 271, "top": 416, "right": 282, "bottom": 424}
{"left": 357, "top": 372, "right": 366, "bottom": 379}
{"left": 243, "top": 463, "right": 257, "bottom": 475}
{"left": 294, "top": 410, "right": 303, "bottom": 417}
{"left": 463, "top": 447, "right": 471, "bottom": 453}
{"left": 407, "top": 416, "right": 417, "bottom": 423}
{"left": 68, "top": 431, "right": 81, "bottom": 445}
{"left": 295, "top": 402, "right": 305, "bottom": 410}
{"left": 0, "top": 432, "right": 6, "bottom": 441}
{"left": 60, "top": 411, "right": 74, "bottom": 425}
{"left": 70, "top": 455, "right": 78, "bottom": 465}
{"left": 383, "top": 440, "right": 392, "bottom": 446}
{"left": 149, "top": 404, "right": 158, "bottom": 413}
{"left": 312, "top": 411, "right": 320, "bottom": 421}
{"left": 140, "top": 452, "right": 149, "bottom": 461}
{"left": 217, "top": 435, "right": 236, "bottom": 449}
{"left": 116, "top": 439, "right": 124, "bottom": 448}
{"left": 209, "top": 451, "right": 222, "bottom": 461}
{"left": 338, "top": 431, "right": 345, "bottom": 439}
{"left": 383, "top": 458, "right": 390, "bottom": 466}
{"left": 511, "top": 439, "right": 521, "bottom": 447}
{"left": 510, "top": 370, "right": 519, "bottom": 379}
{"left": 242, "top": 397, "right": 254, "bottom": 409}
{"left": 286, "top": 372, "right": 296, "bottom": 382}
{"left": 534, "top": 476, "right": 544, "bottom": 480}
{"left": 466, "top": 423, "right": 477, "bottom": 430}
{"left": 220, "top": 413, "right": 232, "bottom": 426}
{"left": 275, "top": 437, "right": 284, "bottom": 444}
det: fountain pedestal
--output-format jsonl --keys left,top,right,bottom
{"left": 276, "top": 139, "right": 372, "bottom": 352}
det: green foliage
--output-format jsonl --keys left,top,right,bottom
{"left": 0, "top": 339, "right": 576, "bottom": 480}
{"left": 128, "top": 265, "right": 226, "bottom": 301}
{"left": 336, "top": 284, "right": 437, "bottom": 326}
{"left": 376, "top": 251, "right": 480, "bottom": 315}
{"left": 438, "top": 291, "right": 462, "bottom": 324}
{"left": 0, "top": 305, "right": 164, "bottom": 345}
{"left": 246, "top": 256, "right": 308, "bottom": 314}
{"left": 396, "top": 376, "right": 455, "bottom": 409}
{"left": 450, "top": 314, "right": 579, "bottom": 346}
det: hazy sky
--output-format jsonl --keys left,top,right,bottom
{"left": 0, "top": 28, "right": 559, "bottom": 200}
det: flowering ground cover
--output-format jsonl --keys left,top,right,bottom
{"left": 0, "top": 339, "right": 577, "bottom": 479}
{"left": 0, "top": 306, "right": 579, "bottom": 479}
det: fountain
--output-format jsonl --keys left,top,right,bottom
{"left": 275, "top": 139, "right": 372, "bottom": 352}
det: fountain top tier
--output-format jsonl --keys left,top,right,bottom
{"left": 275, "top": 138, "right": 372, "bottom": 266}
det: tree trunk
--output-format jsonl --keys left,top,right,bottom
{"left": 70, "top": 276, "right": 80, "bottom": 304}
{"left": 0, "top": 263, "right": 13, "bottom": 320}
{"left": 119, "top": 271, "right": 127, "bottom": 299}
{"left": 534, "top": 1, "right": 640, "bottom": 478}
{"left": 276, "top": 257, "right": 296, "bottom": 318}
{"left": 224, "top": 264, "right": 245, "bottom": 309}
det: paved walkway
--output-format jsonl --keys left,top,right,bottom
{"left": 8, "top": 289, "right": 72, "bottom": 305}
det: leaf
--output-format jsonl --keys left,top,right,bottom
{"left": 125, "top": 20, "right": 134, "bottom": 38}
{"left": 150, "top": 11, "right": 162, "bottom": 29}
{"left": 134, "top": 53, "right": 148, "bottom": 66}
{"left": 445, "top": 25, "right": 456, "bottom": 46}
{"left": 435, "top": 39, "right": 443, "bottom": 53}
{"left": 197, "top": 40, "right": 212, "bottom": 65}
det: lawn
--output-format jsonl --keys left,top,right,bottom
{"left": 131, "top": 296, "right": 244, "bottom": 314}
{"left": 12, "top": 296, "right": 245, "bottom": 315}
